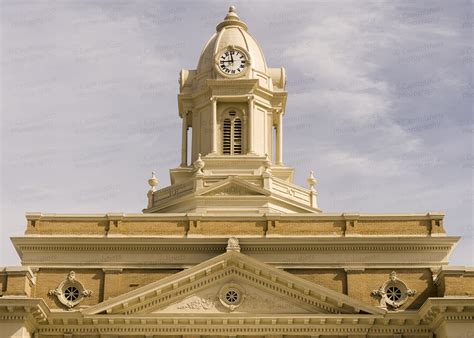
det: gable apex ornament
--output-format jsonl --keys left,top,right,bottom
{"left": 226, "top": 237, "right": 240, "bottom": 252}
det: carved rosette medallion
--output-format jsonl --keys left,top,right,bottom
{"left": 218, "top": 283, "right": 245, "bottom": 311}
{"left": 371, "top": 271, "right": 416, "bottom": 310}
{"left": 48, "top": 271, "right": 92, "bottom": 310}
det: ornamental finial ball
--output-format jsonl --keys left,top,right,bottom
{"left": 264, "top": 153, "right": 272, "bottom": 170}
{"left": 306, "top": 170, "right": 318, "bottom": 189}
{"left": 193, "top": 153, "right": 205, "bottom": 174}
{"left": 148, "top": 171, "right": 158, "bottom": 189}
{"left": 229, "top": 5, "right": 236, "bottom": 12}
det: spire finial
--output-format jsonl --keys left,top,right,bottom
{"left": 224, "top": 5, "right": 239, "bottom": 20}
{"left": 217, "top": 5, "right": 247, "bottom": 31}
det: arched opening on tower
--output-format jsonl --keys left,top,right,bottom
{"left": 233, "top": 117, "right": 242, "bottom": 154}
{"left": 223, "top": 118, "right": 231, "bottom": 154}
{"left": 222, "top": 110, "right": 244, "bottom": 155}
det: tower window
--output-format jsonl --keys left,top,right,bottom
{"left": 233, "top": 118, "right": 242, "bottom": 154}
{"left": 223, "top": 118, "right": 231, "bottom": 154}
{"left": 222, "top": 111, "right": 244, "bottom": 155}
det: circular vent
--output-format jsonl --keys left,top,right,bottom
{"left": 219, "top": 283, "right": 244, "bottom": 311}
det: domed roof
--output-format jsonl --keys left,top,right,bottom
{"left": 196, "top": 6, "right": 268, "bottom": 77}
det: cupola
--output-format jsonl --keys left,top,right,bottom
{"left": 145, "top": 6, "right": 320, "bottom": 215}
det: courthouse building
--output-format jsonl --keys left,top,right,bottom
{"left": 1, "top": 6, "right": 473, "bottom": 338}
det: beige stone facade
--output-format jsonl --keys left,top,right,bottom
{"left": 1, "top": 6, "right": 473, "bottom": 338}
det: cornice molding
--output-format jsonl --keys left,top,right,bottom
{"left": 34, "top": 317, "right": 431, "bottom": 336}
{"left": 24, "top": 212, "right": 446, "bottom": 222}
{"left": 1, "top": 296, "right": 472, "bottom": 335}
{"left": 12, "top": 236, "right": 459, "bottom": 268}
{"left": 434, "top": 266, "right": 474, "bottom": 279}
{"left": 12, "top": 235, "right": 460, "bottom": 246}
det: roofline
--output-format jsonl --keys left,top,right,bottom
{"left": 24, "top": 211, "right": 445, "bottom": 222}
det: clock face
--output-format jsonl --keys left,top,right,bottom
{"left": 218, "top": 49, "right": 247, "bottom": 75}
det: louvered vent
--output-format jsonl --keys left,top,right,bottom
{"left": 233, "top": 118, "right": 242, "bottom": 154}
{"left": 223, "top": 119, "right": 231, "bottom": 154}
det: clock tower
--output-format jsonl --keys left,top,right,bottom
{"left": 144, "top": 6, "right": 320, "bottom": 214}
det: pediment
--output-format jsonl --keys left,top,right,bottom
{"left": 154, "top": 278, "right": 313, "bottom": 314}
{"left": 198, "top": 177, "right": 270, "bottom": 197}
{"left": 84, "top": 251, "right": 384, "bottom": 316}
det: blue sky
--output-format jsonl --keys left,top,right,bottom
{"left": 1, "top": 0, "right": 472, "bottom": 266}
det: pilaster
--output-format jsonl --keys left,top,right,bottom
{"left": 181, "top": 111, "right": 189, "bottom": 166}
{"left": 210, "top": 97, "right": 217, "bottom": 154}
{"left": 2, "top": 267, "right": 35, "bottom": 297}
{"left": 247, "top": 95, "right": 255, "bottom": 154}
{"left": 276, "top": 109, "right": 283, "bottom": 165}
{"left": 345, "top": 267, "right": 365, "bottom": 299}
{"left": 102, "top": 268, "right": 122, "bottom": 300}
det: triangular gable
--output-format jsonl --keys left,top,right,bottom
{"left": 154, "top": 279, "right": 315, "bottom": 314}
{"left": 197, "top": 177, "right": 270, "bottom": 197}
{"left": 84, "top": 251, "right": 384, "bottom": 316}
